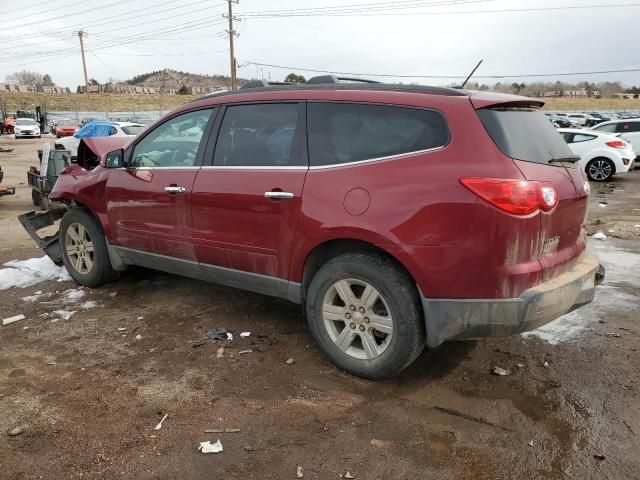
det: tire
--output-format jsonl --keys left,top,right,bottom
{"left": 59, "top": 208, "right": 118, "bottom": 287}
{"left": 586, "top": 157, "right": 615, "bottom": 182}
{"left": 306, "top": 253, "right": 425, "bottom": 379}
{"left": 31, "top": 190, "right": 41, "bottom": 207}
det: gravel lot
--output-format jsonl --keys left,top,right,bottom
{"left": 0, "top": 135, "right": 639, "bottom": 479}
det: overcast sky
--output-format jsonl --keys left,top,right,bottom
{"left": 1, "top": 0, "right": 639, "bottom": 88}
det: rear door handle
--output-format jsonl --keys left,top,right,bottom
{"left": 264, "top": 191, "right": 294, "bottom": 200}
{"left": 164, "top": 186, "right": 186, "bottom": 193}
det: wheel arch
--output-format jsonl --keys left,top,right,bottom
{"left": 299, "top": 238, "right": 420, "bottom": 303}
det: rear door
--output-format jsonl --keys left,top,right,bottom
{"left": 191, "top": 102, "right": 307, "bottom": 282}
{"left": 106, "top": 108, "right": 215, "bottom": 260}
{"left": 476, "top": 106, "right": 589, "bottom": 280}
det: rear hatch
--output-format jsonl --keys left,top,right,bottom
{"left": 474, "top": 99, "right": 589, "bottom": 280}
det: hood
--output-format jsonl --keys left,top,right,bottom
{"left": 77, "top": 136, "right": 130, "bottom": 170}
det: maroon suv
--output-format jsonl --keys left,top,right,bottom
{"left": 21, "top": 77, "right": 604, "bottom": 378}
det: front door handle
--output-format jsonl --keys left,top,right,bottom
{"left": 265, "top": 191, "right": 294, "bottom": 200}
{"left": 164, "top": 186, "right": 186, "bottom": 193}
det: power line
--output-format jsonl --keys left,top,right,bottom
{"left": 241, "top": 61, "right": 640, "bottom": 79}
{"left": 238, "top": 2, "right": 640, "bottom": 17}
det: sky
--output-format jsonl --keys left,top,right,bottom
{"left": 0, "top": 0, "right": 639, "bottom": 88}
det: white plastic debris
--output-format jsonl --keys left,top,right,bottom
{"left": 2, "top": 314, "right": 26, "bottom": 326}
{"left": 297, "top": 465, "right": 304, "bottom": 478}
{"left": 226, "top": 332, "right": 233, "bottom": 341}
{"left": 198, "top": 439, "right": 223, "bottom": 454}
{"left": 598, "top": 203, "right": 607, "bottom": 208}
{"left": 592, "top": 231, "right": 607, "bottom": 240}
{"left": 543, "top": 361, "right": 550, "bottom": 368}
{"left": 52, "top": 310, "right": 75, "bottom": 321}
{"left": 240, "top": 331, "right": 251, "bottom": 338}
{"left": 491, "top": 366, "right": 510, "bottom": 376}
{"left": 216, "top": 346, "right": 225, "bottom": 358}
{"left": 154, "top": 414, "right": 168, "bottom": 431}
{"left": 528, "top": 440, "right": 534, "bottom": 447}
{"left": 135, "top": 335, "right": 143, "bottom": 341}
{"left": 117, "top": 327, "right": 127, "bottom": 331}
{"left": 286, "top": 358, "right": 295, "bottom": 365}
{"left": 137, "top": 316, "right": 144, "bottom": 320}
{"left": 344, "top": 472, "right": 355, "bottom": 479}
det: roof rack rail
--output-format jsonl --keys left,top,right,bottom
{"left": 306, "top": 75, "right": 380, "bottom": 85}
{"left": 240, "top": 80, "right": 294, "bottom": 90}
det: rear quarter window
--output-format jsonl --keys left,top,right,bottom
{"left": 477, "top": 108, "right": 573, "bottom": 164}
{"left": 308, "top": 102, "right": 449, "bottom": 166}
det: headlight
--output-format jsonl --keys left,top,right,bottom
{"left": 14, "top": 128, "right": 21, "bottom": 133}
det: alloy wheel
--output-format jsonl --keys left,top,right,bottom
{"left": 588, "top": 160, "right": 612, "bottom": 181}
{"left": 322, "top": 278, "right": 393, "bottom": 360}
{"left": 65, "top": 222, "right": 95, "bottom": 274}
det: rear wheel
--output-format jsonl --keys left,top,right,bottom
{"left": 306, "top": 253, "right": 425, "bottom": 379}
{"left": 60, "top": 208, "right": 118, "bottom": 287}
{"left": 586, "top": 157, "right": 615, "bottom": 182}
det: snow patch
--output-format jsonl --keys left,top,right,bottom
{"left": 0, "top": 257, "right": 71, "bottom": 290}
{"left": 51, "top": 310, "right": 76, "bottom": 321}
{"left": 81, "top": 301, "right": 98, "bottom": 309}
{"left": 63, "top": 288, "right": 85, "bottom": 302}
{"left": 523, "top": 243, "right": 640, "bottom": 345}
{"left": 591, "top": 231, "right": 607, "bottom": 240}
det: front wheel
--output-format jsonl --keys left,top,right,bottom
{"left": 60, "top": 208, "right": 118, "bottom": 287}
{"left": 306, "top": 253, "right": 425, "bottom": 379}
{"left": 586, "top": 158, "right": 615, "bottom": 182}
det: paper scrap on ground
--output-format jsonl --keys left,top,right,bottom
{"left": 0, "top": 257, "right": 71, "bottom": 290}
{"left": 240, "top": 331, "right": 251, "bottom": 338}
{"left": 2, "top": 314, "right": 26, "bottom": 326}
{"left": 198, "top": 439, "right": 223, "bottom": 454}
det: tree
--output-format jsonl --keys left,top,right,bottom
{"left": 5, "top": 70, "right": 43, "bottom": 85}
{"left": 89, "top": 78, "right": 99, "bottom": 85}
{"left": 284, "top": 73, "right": 306, "bottom": 83}
{"left": 178, "top": 85, "right": 189, "bottom": 95}
{"left": 41, "top": 74, "right": 54, "bottom": 86}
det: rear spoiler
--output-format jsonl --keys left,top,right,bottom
{"left": 470, "top": 92, "right": 544, "bottom": 110}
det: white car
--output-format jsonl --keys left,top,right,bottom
{"left": 591, "top": 119, "right": 640, "bottom": 161}
{"left": 54, "top": 121, "right": 145, "bottom": 158}
{"left": 14, "top": 118, "right": 41, "bottom": 138}
{"left": 565, "top": 113, "right": 600, "bottom": 127}
{"left": 558, "top": 128, "right": 635, "bottom": 181}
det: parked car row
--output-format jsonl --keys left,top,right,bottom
{"left": 54, "top": 121, "right": 146, "bottom": 158}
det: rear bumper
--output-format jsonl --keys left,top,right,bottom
{"left": 421, "top": 252, "right": 603, "bottom": 348}
{"left": 0, "top": 186, "right": 15, "bottom": 197}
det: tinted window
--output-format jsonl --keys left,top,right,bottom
{"left": 617, "top": 121, "right": 640, "bottom": 133}
{"left": 213, "top": 104, "right": 300, "bottom": 167}
{"left": 593, "top": 123, "right": 616, "bottom": 133}
{"left": 572, "top": 133, "right": 596, "bottom": 143}
{"left": 131, "top": 108, "right": 213, "bottom": 168}
{"left": 308, "top": 103, "right": 448, "bottom": 166}
{"left": 122, "top": 125, "right": 145, "bottom": 135}
{"left": 477, "top": 108, "right": 573, "bottom": 164}
{"left": 561, "top": 132, "right": 574, "bottom": 143}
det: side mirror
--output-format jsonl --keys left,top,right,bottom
{"left": 103, "top": 149, "right": 124, "bottom": 168}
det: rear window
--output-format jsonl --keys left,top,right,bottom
{"left": 122, "top": 125, "right": 145, "bottom": 135}
{"left": 477, "top": 108, "right": 573, "bottom": 164}
{"left": 308, "top": 102, "right": 449, "bottom": 166}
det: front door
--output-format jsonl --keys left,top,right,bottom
{"left": 191, "top": 103, "right": 307, "bottom": 283}
{"left": 106, "top": 108, "right": 215, "bottom": 261}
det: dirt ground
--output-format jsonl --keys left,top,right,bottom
{"left": 0, "top": 135, "right": 639, "bottom": 480}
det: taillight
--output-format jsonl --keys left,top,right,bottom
{"left": 460, "top": 178, "right": 557, "bottom": 215}
{"left": 606, "top": 140, "right": 626, "bottom": 149}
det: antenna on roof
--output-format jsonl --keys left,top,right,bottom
{"left": 460, "top": 59, "right": 483, "bottom": 89}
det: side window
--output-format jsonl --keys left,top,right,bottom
{"left": 308, "top": 102, "right": 449, "bottom": 166}
{"left": 131, "top": 109, "right": 213, "bottom": 168}
{"left": 594, "top": 123, "right": 616, "bottom": 133}
{"left": 110, "top": 127, "right": 117, "bottom": 136}
{"left": 562, "top": 132, "right": 574, "bottom": 143}
{"left": 213, "top": 103, "right": 300, "bottom": 167}
{"left": 616, "top": 123, "right": 631, "bottom": 133}
{"left": 572, "top": 134, "right": 595, "bottom": 143}
{"left": 628, "top": 122, "right": 640, "bottom": 132}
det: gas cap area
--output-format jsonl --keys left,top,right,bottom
{"left": 343, "top": 187, "right": 371, "bottom": 216}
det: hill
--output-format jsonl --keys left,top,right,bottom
{"left": 126, "top": 68, "right": 244, "bottom": 90}
{"left": 1, "top": 91, "right": 639, "bottom": 114}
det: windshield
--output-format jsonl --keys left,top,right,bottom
{"left": 477, "top": 108, "right": 573, "bottom": 165}
{"left": 121, "top": 125, "right": 145, "bottom": 135}
{"left": 16, "top": 118, "right": 37, "bottom": 125}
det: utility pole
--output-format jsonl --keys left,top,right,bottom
{"left": 77, "top": 30, "right": 91, "bottom": 106}
{"left": 225, "top": 1, "right": 239, "bottom": 90}
{"left": 78, "top": 30, "right": 89, "bottom": 92}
